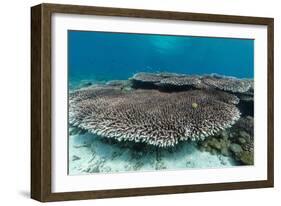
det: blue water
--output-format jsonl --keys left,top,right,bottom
{"left": 68, "top": 30, "right": 254, "bottom": 85}
{"left": 68, "top": 31, "right": 254, "bottom": 174}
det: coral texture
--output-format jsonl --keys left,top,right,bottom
{"left": 155, "top": 76, "right": 205, "bottom": 89}
{"left": 199, "top": 116, "right": 254, "bottom": 165}
{"left": 131, "top": 72, "right": 164, "bottom": 83}
{"left": 70, "top": 87, "right": 241, "bottom": 147}
{"left": 202, "top": 76, "right": 253, "bottom": 93}
{"left": 131, "top": 72, "right": 254, "bottom": 95}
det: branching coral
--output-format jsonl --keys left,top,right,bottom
{"left": 131, "top": 72, "right": 254, "bottom": 95}
{"left": 155, "top": 76, "right": 207, "bottom": 90}
{"left": 131, "top": 72, "right": 164, "bottom": 83}
{"left": 202, "top": 76, "right": 253, "bottom": 93}
{"left": 131, "top": 72, "right": 188, "bottom": 89}
{"left": 70, "top": 87, "right": 241, "bottom": 147}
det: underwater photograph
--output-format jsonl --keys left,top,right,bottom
{"left": 68, "top": 30, "right": 254, "bottom": 175}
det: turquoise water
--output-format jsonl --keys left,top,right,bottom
{"left": 68, "top": 31, "right": 254, "bottom": 86}
{"left": 67, "top": 30, "right": 254, "bottom": 175}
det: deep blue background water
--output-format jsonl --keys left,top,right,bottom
{"left": 68, "top": 30, "right": 254, "bottom": 86}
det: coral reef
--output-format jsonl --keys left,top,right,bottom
{"left": 69, "top": 72, "right": 254, "bottom": 173}
{"left": 201, "top": 76, "right": 253, "bottom": 93}
{"left": 106, "top": 80, "right": 133, "bottom": 91}
{"left": 70, "top": 87, "right": 241, "bottom": 147}
{"left": 198, "top": 116, "right": 254, "bottom": 165}
{"left": 130, "top": 72, "right": 166, "bottom": 89}
{"left": 131, "top": 72, "right": 253, "bottom": 117}
{"left": 131, "top": 72, "right": 199, "bottom": 90}
{"left": 155, "top": 76, "right": 204, "bottom": 90}
{"left": 131, "top": 72, "right": 253, "bottom": 94}
{"left": 131, "top": 72, "right": 164, "bottom": 83}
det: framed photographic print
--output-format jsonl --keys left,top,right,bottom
{"left": 31, "top": 3, "right": 274, "bottom": 202}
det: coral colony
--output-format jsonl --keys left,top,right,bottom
{"left": 69, "top": 72, "right": 254, "bottom": 174}
{"left": 70, "top": 88, "right": 240, "bottom": 147}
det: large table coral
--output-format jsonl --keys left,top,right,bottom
{"left": 131, "top": 72, "right": 253, "bottom": 94}
{"left": 70, "top": 86, "right": 241, "bottom": 147}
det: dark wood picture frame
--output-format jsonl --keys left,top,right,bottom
{"left": 31, "top": 3, "right": 274, "bottom": 202}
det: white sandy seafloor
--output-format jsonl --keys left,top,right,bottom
{"left": 68, "top": 126, "right": 239, "bottom": 175}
